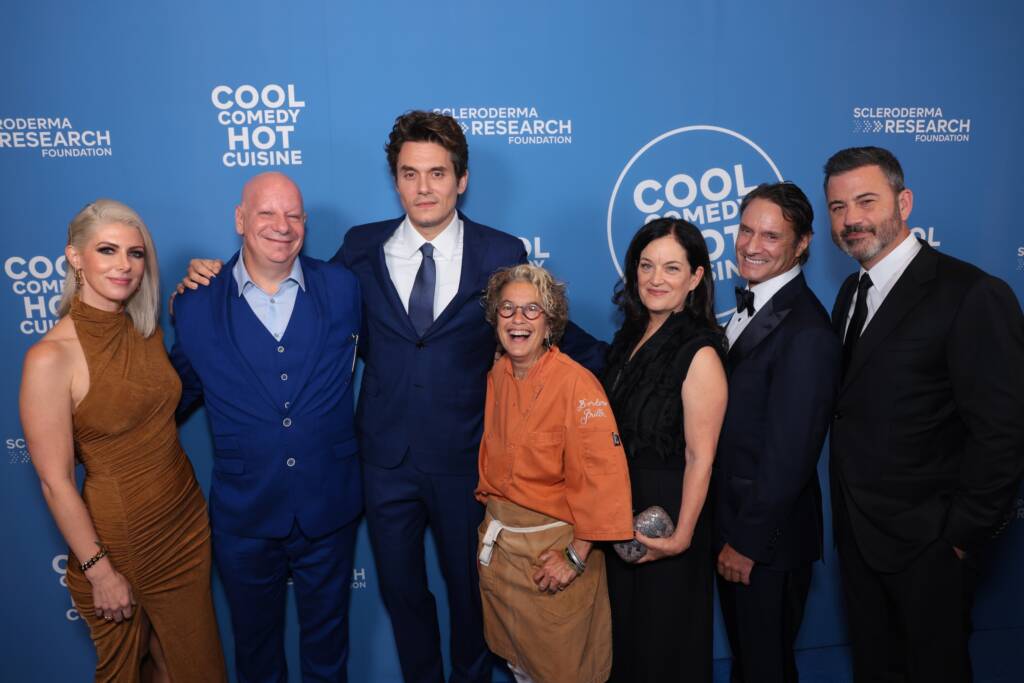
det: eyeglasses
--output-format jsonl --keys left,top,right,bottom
{"left": 497, "top": 301, "right": 545, "bottom": 320}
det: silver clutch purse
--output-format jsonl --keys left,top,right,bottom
{"left": 613, "top": 505, "right": 676, "bottom": 563}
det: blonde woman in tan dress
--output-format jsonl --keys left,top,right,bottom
{"left": 475, "top": 264, "right": 634, "bottom": 683}
{"left": 19, "top": 200, "right": 226, "bottom": 682}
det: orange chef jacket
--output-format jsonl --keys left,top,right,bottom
{"left": 475, "top": 347, "right": 633, "bottom": 541}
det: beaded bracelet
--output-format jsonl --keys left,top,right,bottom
{"left": 80, "top": 544, "right": 109, "bottom": 572}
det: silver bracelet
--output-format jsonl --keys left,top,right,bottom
{"left": 564, "top": 544, "right": 586, "bottom": 575}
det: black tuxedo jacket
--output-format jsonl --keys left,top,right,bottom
{"left": 830, "top": 241, "right": 1024, "bottom": 572}
{"left": 713, "top": 273, "right": 841, "bottom": 570}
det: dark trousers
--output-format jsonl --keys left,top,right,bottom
{"left": 837, "top": 532, "right": 977, "bottom": 683}
{"left": 213, "top": 518, "right": 359, "bottom": 683}
{"left": 717, "top": 564, "right": 812, "bottom": 683}
{"left": 363, "top": 457, "right": 491, "bottom": 683}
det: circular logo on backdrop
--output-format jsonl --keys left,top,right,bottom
{"left": 606, "top": 125, "right": 783, "bottom": 320}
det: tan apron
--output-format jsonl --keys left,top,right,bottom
{"left": 478, "top": 498, "right": 612, "bottom": 683}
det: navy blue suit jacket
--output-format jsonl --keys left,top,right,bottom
{"left": 713, "top": 273, "right": 841, "bottom": 570}
{"left": 333, "top": 212, "right": 605, "bottom": 475}
{"left": 171, "top": 253, "right": 363, "bottom": 538}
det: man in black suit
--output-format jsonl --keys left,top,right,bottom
{"left": 825, "top": 146, "right": 1024, "bottom": 682}
{"left": 713, "top": 182, "right": 841, "bottom": 683}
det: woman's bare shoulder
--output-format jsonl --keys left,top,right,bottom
{"left": 23, "top": 317, "right": 79, "bottom": 377}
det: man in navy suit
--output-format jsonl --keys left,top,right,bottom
{"left": 712, "top": 182, "right": 840, "bottom": 683}
{"left": 334, "top": 111, "right": 603, "bottom": 683}
{"left": 826, "top": 147, "right": 1024, "bottom": 682}
{"left": 182, "top": 113, "right": 603, "bottom": 682}
{"left": 171, "top": 172, "right": 362, "bottom": 683}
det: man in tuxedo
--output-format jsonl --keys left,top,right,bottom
{"left": 333, "top": 111, "right": 603, "bottom": 683}
{"left": 713, "top": 182, "right": 840, "bottom": 683}
{"left": 825, "top": 146, "right": 1024, "bottom": 681}
{"left": 172, "top": 172, "right": 362, "bottom": 682}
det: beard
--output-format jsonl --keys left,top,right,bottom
{"left": 834, "top": 207, "right": 904, "bottom": 265}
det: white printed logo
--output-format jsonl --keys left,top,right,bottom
{"left": 607, "top": 125, "right": 783, "bottom": 321}
{"left": 852, "top": 106, "right": 971, "bottom": 143}
{"left": 7, "top": 437, "right": 29, "bottom": 464}
{"left": 52, "top": 554, "right": 80, "bottom": 621}
{"left": 212, "top": 84, "right": 305, "bottom": 168}
{"left": 433, "top": 106, "right": 572, "bottom": 145}
{"left": 0, "top": 116, "right": 112, "bottom": 159}
{"left": 518, "top": 236, "right": 551, "bottom": 267}
{"left": 4, "top": 255, "right": 65, "bottom": 335}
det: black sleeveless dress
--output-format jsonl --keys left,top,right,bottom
{"left": 602, "top": 310, "right": 725, "bottom": 683}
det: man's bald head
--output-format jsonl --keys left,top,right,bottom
{"left": 240, "top": 171, "right": 304, "bottom": 212}
{"left": 235, "top": 172, "right": 307, "bottom": 284}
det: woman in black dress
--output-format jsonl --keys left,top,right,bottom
{"left": 603, "top": 218, "right": 728, "bottom": 682}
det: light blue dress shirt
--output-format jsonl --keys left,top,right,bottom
{"left": 232, "top": 249, "right": 305, "bottom": 341}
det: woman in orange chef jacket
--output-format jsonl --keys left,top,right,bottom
{"left": 475, "top": 264, "right": 633, "bottom": 683}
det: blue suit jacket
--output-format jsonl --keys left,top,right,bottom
{"left": 333, "top": 212, "right": 605, "bottom": 475}
{"left": 712, "top": 273, "right": 840, "bottom": 570}
{"left": 171, "top": 253, "right": 363, "bottom": 538}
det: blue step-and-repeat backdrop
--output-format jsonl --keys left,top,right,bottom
{"left": 3, "top": 1, "right": 1023, "bottom": 681}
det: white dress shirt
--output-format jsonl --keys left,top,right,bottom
{"left": 842, "top": 234, "right": 922, "bottom": 342}
{"left": 383, "top": 213, "right": 464, "bottom": 319}
{"left": 726, "top": 264, "right": 802, "bottom": 348}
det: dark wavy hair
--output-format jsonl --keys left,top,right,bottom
{"left": 739, "top": 181, "right": 814, "bottom": 265}
{"left": 385, "top": 110, "right": 469, "bottom": 179}
{"left": 613, "top": 218, "right": 718, "bottom": 340}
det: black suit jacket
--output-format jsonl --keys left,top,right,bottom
{"left": 830, "top": 241, "right": 1024, "bottom": 573}
{"left": 713, "top": 273, "right": 841, "bottom": 570}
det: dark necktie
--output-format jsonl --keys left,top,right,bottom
{"left": 735, "top": 287, "right": 755, "bottom": 316}
{"left": 409, "top": 243, "right": 436, "bottom": 336}
{"left": 842, "top": 273, "right": 873, "bottom": 375}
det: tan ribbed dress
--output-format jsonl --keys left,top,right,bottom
{"left": 63, "top": 299, "right": 226, "bottom": 682}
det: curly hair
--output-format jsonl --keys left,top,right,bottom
{"left": 483, "top": 264, "right": 568, "bottom": 347}
{"left": 385, "top": 110, "right": 469, "bottom": 179}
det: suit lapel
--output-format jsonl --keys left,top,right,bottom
{"left": 727, "top": 274, "right": 803, "bottom": 369}
{"left": 219, "top": 255, "right": 281, "bottom": 412}
{"left": 369, "top": 219, "right": 419, "bottom": 340}
{"left": 426, "top": 213, "right": 484, "bottom": 335}
{"left": 840, "top": 244, "right": 937, "bottom": 392}
{"left": 832, "top": 273, "right": 858, "bottom": 336}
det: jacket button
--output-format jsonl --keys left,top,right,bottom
{"left": 416, "top": 341, "right": 425, "bottom": 349}
{"left": 277, "top": 346, "right": 285, "bottom": 353}
{"left": 280, "top": 373, "right": 288, "bottom": 381}
{"left": 286, "top": 457, "right": 296, "bottom": 467}
{"left": 282, "top": 417, "right": 292, "bottom": 427}
{"left": 834, "top": 412, "right": 843, "bottom": 420}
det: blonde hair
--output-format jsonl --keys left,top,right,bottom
{"left": 59, "top": 199, "right": 160, "bottom": 337}
{"left": 483, "top": 263, "right": 568, "bottom": 346}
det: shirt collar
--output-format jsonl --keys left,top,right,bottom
{"left": 396, "top": 212, "right": 462, "bottom": 260}
{"left": 232, "top": 248, "right": 306, "bottom": 297}
{"left": 746, "top": 263, "right": 801, "bottom": 310}
{"left": 860, "top": 233, "right": 921, "bottom": 293}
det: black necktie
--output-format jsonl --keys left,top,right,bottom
{"left": 842, "top": 273, "right": 873, "bottom": 375}
{"left": 408, "top": 243, "right": 436, "bottom": 336}
{"left": 735, "top": 287, "right": 755, "bottom": 316}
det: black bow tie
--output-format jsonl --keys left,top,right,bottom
{"left": 735, "top": 287, "right": 755, "bottom": 316}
